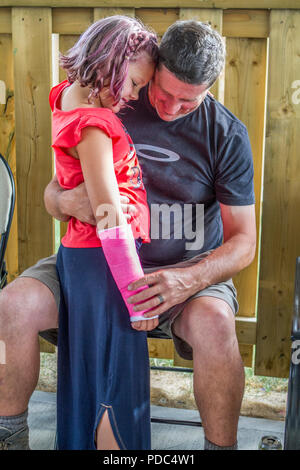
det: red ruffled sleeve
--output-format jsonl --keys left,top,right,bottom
{"left": 52, "top": 109, "right": 123, "bottom": 150}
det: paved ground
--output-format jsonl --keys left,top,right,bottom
{"left": 28, "top": 390, "right": 285, "bottom": 450}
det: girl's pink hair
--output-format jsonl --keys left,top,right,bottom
{"left": 60, "top": 15, "right": 158, "bottom": 102}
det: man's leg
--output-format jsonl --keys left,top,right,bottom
{"left": 0, "top": 277, "right": 58, "bottom": 448}
{"left": 172, "top": 296, "right": 244, "bottom": 449}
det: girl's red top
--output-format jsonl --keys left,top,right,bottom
{"left": 50, "top": 80, "right": 150, "bottom": 248}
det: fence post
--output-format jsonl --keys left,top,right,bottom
{"left": 12, "top": 7, "right": 54, "bottom": 274}
{"left": 255, "top": 10, "right": 300, "bottom": 378}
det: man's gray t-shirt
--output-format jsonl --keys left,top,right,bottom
{"left": 119, "top": 86, "right": 255, "bottom": 268}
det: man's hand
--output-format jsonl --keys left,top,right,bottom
{"left": 61, "top": 182, "right": 96, "bottom": 225}
{"left": 44, "top": 175, "right": 137, "bottom": 224}
{"left": 127, "top": 267, "right": 196, "bottom": 320}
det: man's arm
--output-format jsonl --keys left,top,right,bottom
{"left": 44, "top": 174, "right": 137, "bottom": 225}
{"left": 44, "top": 174, "right": 96, "bottom": 225}
{"left": 185, "top": 203, "right": 256, "bottom": 290}
{"left": 126, "top": 204, "right": 256, "bottom": 317}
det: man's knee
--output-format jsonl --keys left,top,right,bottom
{"left": 173, "top": 296, "right": 236, "bottom": 352}
{"left": 0, "top": 277, "right": 58, "bottom": 333}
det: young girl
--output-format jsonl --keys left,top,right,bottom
{"left": 50, "top": 16, "right": 159, "bottom": 450}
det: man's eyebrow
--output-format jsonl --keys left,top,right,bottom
{"left": 180, "top": 96, "right": 198, "bottom": 102}
{"left": 158, "top": 83, "right": 173, "bottom": 97}
{"left": 159, "top": 82, "right": 199, "bottom": 102}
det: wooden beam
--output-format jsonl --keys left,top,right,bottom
{"left": 136, "top": 8, "right": 179, "bottom": 37}
{"left": 148, "top": 317, "right": 256, "bottom": 364}
{"left": 235, "top": 317, "right": 257, "bottom": 345}
{"left": 148, "top": 338, "right": 174, "bottom": 360}
{"left": 17, "top": 6, "right": 270, "bottom": 38}
{"left": 1, "top": 1, "right": 300, "bottom": 9}
{"left": 0, "top": 8, "right": 11, "bottom": 34}
{"left": 12, "top": 7, "right": 54, "bottom": 273}
{"left": 173, "top": 348, "right": 193, "bottom": 368}
{"left": 239, "top": 344, "right": 253, "bottom": 368}
{"left": 174, "top": 343, "right": 254, "bottom": 368}
{"left": 223, "top": 9, "right": 269, "bottom": 38}
{"left": 180, "top": 7, "right": 222, "bottom": 30}
{"left": 52, "top": 8, "right": 93, "bottom": 34}
{"left": 255, "top": 10, "right": 300, "bottom": 378}
{"left": 94, "top": 7, "right": 135, "bottom": 21}
{"left": 0, "top": 6, "right": 272, "bottom": 38}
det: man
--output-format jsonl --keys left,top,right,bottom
{"left": 0, "top": 20, "right": 256, "bottom": 450}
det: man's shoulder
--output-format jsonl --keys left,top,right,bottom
{"left": 204, "top": 94, "right": 248, "bottom": 136}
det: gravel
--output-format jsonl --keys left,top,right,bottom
{"left": 37, "top": 351, "right": 287, "bottom": 421}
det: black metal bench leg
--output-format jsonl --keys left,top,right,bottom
{"left": 284, "top": 257, "right": 300, "bottom": 450}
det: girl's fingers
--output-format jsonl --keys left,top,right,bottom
{"left": 131, "top": 317, "right": 159, "bottom": 331}
{"left": 131, "top": 320, "right": 142, "bottom": 329}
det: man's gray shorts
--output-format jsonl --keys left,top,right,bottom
{"left": 20, "top": 251, "right": 238, "bottom": 360}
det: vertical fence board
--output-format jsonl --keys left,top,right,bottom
{"left": 0, "top": 33, "right": 18, "bottom": 282}
{"left": 224, "top": 38, "right": 267, "bottom": 369}
{"left": 179, "top": 8, "right": 224, "bottom": 103}
{"left": 255, "top": 10, "right": 300, "bottom": 378}
{"left": 12, "top": 8, "right": 53, "bottom": 274}
{"left": 225, "top": 38, "right": 267, "bottom": 318}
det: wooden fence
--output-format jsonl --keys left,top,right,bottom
{"left": 0, "top": 1, "right": 299, "bottom": 378}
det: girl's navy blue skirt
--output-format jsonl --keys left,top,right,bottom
{"left": 56, "top": 243, "right": 151, "bottom": 450}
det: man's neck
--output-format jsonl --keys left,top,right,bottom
{"left": 147, "top": 81, "right": 155, "bottom": 109}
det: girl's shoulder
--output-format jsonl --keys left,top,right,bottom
{"left": 50, "top": 81, "right": 120, "bottom": 123}
{"left": 49, "top": 80, "right": 70, "bottom": 111}
{"left": 50, "top": 81, "right": 125, "bottom": 148}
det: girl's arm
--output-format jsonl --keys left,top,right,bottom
{"left": 76, "top": 126, "right": 125, "bottom": 229}
{"left": 77, "top": 126, "right": 158, "bottom": 331}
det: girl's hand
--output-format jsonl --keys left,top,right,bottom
{"left": 131, "top": 316, "right": 159, "bottom": 331}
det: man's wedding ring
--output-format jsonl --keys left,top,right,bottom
{"left": 157, "top": 294, "right": 165, "bottom": 304}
